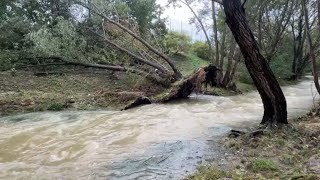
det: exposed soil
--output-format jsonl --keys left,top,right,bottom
{"left": 0, "top": 70, "right": 164, "bottom": 116}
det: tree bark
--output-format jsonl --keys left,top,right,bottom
{"left": 222, "top": 0, "right": 288, "bottom": 124}
{"left": 318, "top": 0, "right": 320, "bottom": 31}
{"left": 212, "top": 0, "right": 220, "bottom": 66}
{"left": 303, "top": 0, "right": 320, "bottom": 95}
{"left": 222, "top": 39, "right": 236, "bottom": 87}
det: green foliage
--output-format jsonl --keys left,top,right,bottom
{"left": 270, "top": 35, "right": 294, "bottom": 80}
{"left": 0, "top": 50, "right": 19, "bottom": 70}
{"left": 0, "top": 16, "right": 32, "bottom": 50}
{"left": 280, "top": 154, "right": 295, "bottom": 165}
{"left": 164, "top": 31, "right": 192, "bottom": 55}
{"left": 237, "top": 63, "right": 253, "bottom": 84}
{"left": 27, "top": 17, "right": 87, "bottom": 60}
{"left": 173, "top": 53, "right": 209, "bottom": 77}
{"left": 249, "top": 159, "right": 279, "bottom": 173}
{"left": 47, "top": 103, "right": 64, "bottom": 111}
{"left": 124, "top": 0, "right": 157, "bottom": 35}
{"left": 192, "top": 41, "right": 210, "bottom": 60}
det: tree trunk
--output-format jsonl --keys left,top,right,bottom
{"left": 222, "top": 0, "right": 288, "bottom": 124}
{"left": 318, "top": 0, "right": 320, "bottom": 31}
{"left": 222, "top": 39, "right": 236, "bottom": 87}
{"left": 182, "top": 0, "right": 214, "bottom": 63}
{"left": 219, "top": 25, "right": 227, "bottom": 70}
{"left": 212, "top": 0, "right": 220, "bottom": 66}
{"left": 81, "top": 3, "right": 182, "bottom": 79}
{"left": 303, "top": 0, "right": 320, "bottom": 95}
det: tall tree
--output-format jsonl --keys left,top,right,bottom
{"left": 169, "top": 0, "right": 214, "bottom": 63}
{"left": 212, "top": 1, "right": 220, "bottom": 66}
{"left": 124, "top": 0, "right": 158, "bottom": 36}
{"left": 303, "top": 0, "right": 320, "bottom": 94}
{"left": 221, "top": 0, "right": 288, "bottom": 124}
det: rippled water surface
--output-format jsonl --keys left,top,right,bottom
{"left": 0, "top": 79, "right": 318, "bottom": 179}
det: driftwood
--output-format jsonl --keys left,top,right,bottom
{"left": 115, "top": 65, "right": 221, "bottom": 110}
{"left": 21, "top": 56, "right": 171, "bottom": 87}
{"left": 122, "top": 96, "right": 152, "bottom": 110}
{"left": 154, "top": 65, "right": 221, "bottom": 103}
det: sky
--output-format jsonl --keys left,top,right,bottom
{"left": 156, "top": 0, "right": 208, "bottom": 41}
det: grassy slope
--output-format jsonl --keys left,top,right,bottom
{"left": 0, "top": 71, "right": 163, "bottom": 116}
{"left": 173, "top": 53, "right": 210, "bottom": 77}
{"left": 0, "top": 53, "right": 298, "bottom": 116}
{"left": 187, "top": 109, "right": 320, "bottom": 180}
{"left": 173, "top": 53, "right": 256, "bottom": 95}
{"left": 0, "top": 54, "right": 212, "bottom": 116}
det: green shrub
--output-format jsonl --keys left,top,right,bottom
{"left": 249, "top": 159, "right": 279, "bottom": 173}
{"left": 192, "top": 41, "right": 210, "bottom": 60}
{"left": 164, "top": 31, "right": 192, "bottom": 55}
{"left": 27, "top": 17, "right": 87, "bottom": 60}
{"left": 47, "top": 103, "right": 64, "bottom": 111}
{"left": 0, "top": 50, "right": 19, "bottom": 71}
{"left": 187, "top": 166, "right": 226, "bottom": 180}
{"left": 280, "top": 154, "right": 295, "bottom": 165}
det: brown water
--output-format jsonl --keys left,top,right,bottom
{"left": 0, "top": 79, "right": 318, "bottom": 179}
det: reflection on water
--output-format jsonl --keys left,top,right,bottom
{"left": 0, "top": 80, "right": 318, "bottom": 179}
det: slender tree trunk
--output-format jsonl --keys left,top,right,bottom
{"left": 182, "top": 0, "right": 214, "bottom": 63}
{"left": 222, "top": 39, "right": 236, "bottom": 87}
{"left": 82, "top": 4, "right": 182, "bottom": 79}
{"left": 303, "top": 0, "right": 320, "bottom": 94}
{"left": 257, "top": 6, "right": 263, "bottom": 48}
{"left": 222, "top": 0, "right": 288, "bottom": 124}
{"left": 219, "top": 25, "right": 227, "bottom": 70}
{"left": 212, "top": 0, "right": 220, "bottom": 66}
{"left": 318, "top": 0, "right": 320, "bottom": 31}
{"left": 229, "top": 53, "right": 240, "bottom": 84}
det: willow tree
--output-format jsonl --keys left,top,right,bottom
{"left": 218, "top": 0, "right": 288, "bottom": 124}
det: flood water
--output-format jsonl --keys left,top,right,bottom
{"left": 0, "top": 79, "right": 318, "bottom": 179}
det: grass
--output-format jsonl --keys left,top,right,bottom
{"left": 248, "top": 159, "right": 279, "bottom": 173}
{"left": 186, "top": 166, "right": 226, "bottom": 180}
{"left": 47, "top": 103, "right": 65, "bottom": 111}
{"left": 187, "top": 110, "right": 320, "bottom": 179}
{"left": 0, "top": 71, "right": 164, "bottom": 116}
{"left": 172, "top": 53, "right": 209, "bottom": 77}
{"left": 0, "top": 53, "right": 301, "bottom": 116}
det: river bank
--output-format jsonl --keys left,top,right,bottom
{"left": 0, "top": 79, "right": 316, "bottom": 179}
{"left": 0, "top": 71, "right": 164, "bottom": 116}
{"left": 187, "top": 106, "right": 320, "bottom": 179}
{"left": 1, "top": 68, "right": 300, "bottom": 117}
{"left": 0, "top": 70, "right": 253, "bottom": 117}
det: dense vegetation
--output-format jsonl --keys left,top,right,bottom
{"left": 1, "top": 0, "right": 320, "bottom": 179}
{"left": 1, "top": 0, "right": 318, "bottom": 83}
{"left": 0, "top": 0, "right": 319, "bottom": 115}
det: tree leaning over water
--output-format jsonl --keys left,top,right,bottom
{"left": 218, "top": 0, "right": 288, "bottom": 124}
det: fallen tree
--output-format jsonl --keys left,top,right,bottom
{"left": 19, "top": 56, "right": 222, "bottom": 109}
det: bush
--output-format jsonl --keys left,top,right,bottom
{"left": 280, "top": 154, "right": 295, "bottom": 165}
{"left": 164, "top": 31, "right": 192, "bottom": 55}
{"left": 47, "top": 103, "right": 65, "bottom": 111}
{"left": 249, "top": 159, "right": 279, "bottom": 173}
{"left": 27, "top": 17, "right": 87, "bottom": 60}
{"left": 0, "top": 50, "right": 19, "bottom": 71}
{"left": 192, "top": 41, "right": 210, "bottom": 60}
